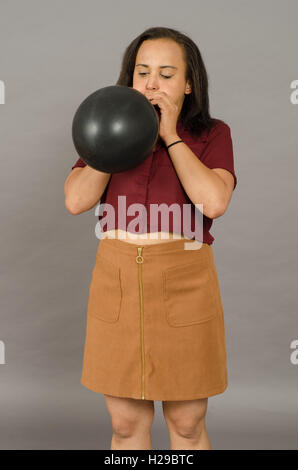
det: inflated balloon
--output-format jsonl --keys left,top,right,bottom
{"left": 72, "top": 85, "right": 159, "bottom": 173}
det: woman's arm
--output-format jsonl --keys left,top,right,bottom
{"left": 64, "top": 166, "right": 111, "bottom": 215}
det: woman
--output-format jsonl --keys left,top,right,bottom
{"left": 64, "top": 26, "right": 237, "bottom": 450}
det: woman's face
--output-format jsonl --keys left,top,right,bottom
{"left": 132, "top": 38, "right": 192, "bottom": 118}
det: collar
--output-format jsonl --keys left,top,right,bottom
{"left": 177, "top": 118, "right": 209, "bottom": 143}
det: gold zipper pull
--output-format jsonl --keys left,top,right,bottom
{"left": 136, "top": 247, "right": 144, "bottom": 264}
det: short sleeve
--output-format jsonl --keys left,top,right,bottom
{"left": 71, "top": 157, "right": 87, "bottom": 170}
{"left": 198, "top": 121, "right": 237, "bottom": 190}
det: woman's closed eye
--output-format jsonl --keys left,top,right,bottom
{"left": 138, "top": 72, "right": 172, "bottom": 79}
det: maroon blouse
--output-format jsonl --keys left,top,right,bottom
{"left": 71, "top": 118, "right": 237, "bottom": 244}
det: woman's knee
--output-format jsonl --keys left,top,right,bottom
{"left": 162, "top": 398, "right": 208, "bottom": 438}
{"left": 104, "top": 395, "right": 155, "bottom": 438}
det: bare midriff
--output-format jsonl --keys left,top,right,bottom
{"left": 100, "top": 229, "right": 193, "bottom": 245}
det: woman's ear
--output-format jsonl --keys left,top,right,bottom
{"left": 185, "top": 82, "right": 192, "bottom": 94}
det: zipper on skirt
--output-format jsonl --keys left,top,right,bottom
{"left": 136, "top": 247, "right": 145, "bottom": 400}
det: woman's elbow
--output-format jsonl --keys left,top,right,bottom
{"left": 65, "top": 198, "right": 82, "bottom": 215}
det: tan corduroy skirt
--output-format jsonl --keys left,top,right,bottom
{"left": 80, "top": 237, "right": 228, "bottom": 401}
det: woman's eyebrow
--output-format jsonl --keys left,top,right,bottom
{"left": 135, "top": 64, "right": 178, "bottom": 70}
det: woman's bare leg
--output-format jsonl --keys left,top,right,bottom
{"left": 104, "top": 394, "right": 155, "bottom": 450}
{"left": 162, "top": 398, "right": 211, "bottom": 450}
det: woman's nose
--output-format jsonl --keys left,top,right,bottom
{"left": 146, "top": 77, "right": 159, "bottom": 90}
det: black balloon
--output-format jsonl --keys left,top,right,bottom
{"left": 72, "top": 85, "right": 159, "bottom": 173}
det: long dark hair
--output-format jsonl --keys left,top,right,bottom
{"left": 115, "top": 26, "right": 219, "bottom": 138}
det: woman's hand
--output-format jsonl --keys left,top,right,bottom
{"left": 144, "top": 91, "right": 180, "bottom": 144}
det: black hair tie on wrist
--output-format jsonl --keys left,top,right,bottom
{"left": 166, "top": 139, "right": 184, "bottom": 150}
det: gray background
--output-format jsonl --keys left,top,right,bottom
{"left": 0, "top": 0, "right": 297, "bottom": 450}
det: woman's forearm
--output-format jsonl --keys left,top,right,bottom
{"left": 165, "top": 135, "right": 227, "bottom": 219}
{"left": 64, "top": 165, "right": 111, "bottom": 215}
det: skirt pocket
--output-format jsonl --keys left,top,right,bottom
{"left": 87, "top": 254, "right": 122, "bottom": 323}
{"left": 162, "top": 259, "right": 219, "bottom": 327}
